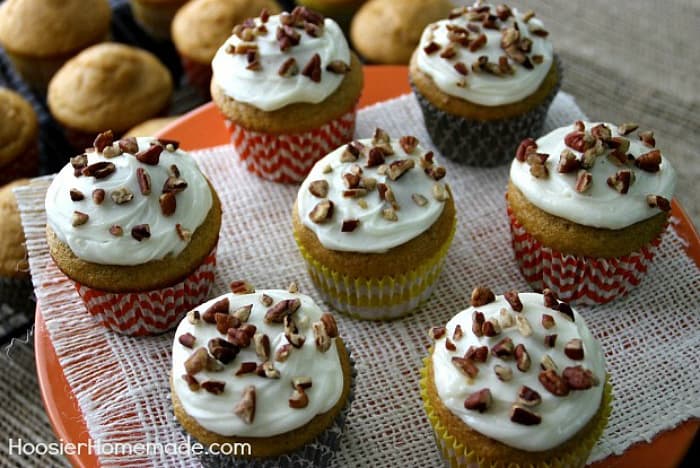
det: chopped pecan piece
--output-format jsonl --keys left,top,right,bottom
{"left": 515, "top": 315, "right": 533, "bottom": 337}
{"left": 264, "top": 298, "right": 300, "bottom": 324}
{"left": 260, "top": 294, "right": 273, "bottom": 307}
{"left": 135, "top": 145, "right": 162, "bottom": 165}
{"left": 529, "top": 160, "right": 548, "bottom": 178}
{"left": 208, "top": 338, "right": 239, "bottom": 364}
{"left": 232, "top": 304, "right": 252, "bottom": 322}
{"left": 557, "top": 302, "right": 574, "bottom": 321}
{"left": 563, "top": 366, "right": 597, "bottom": 390}
{"left": 256, "top": 361, "right": 280, "bottom": 379}
{"left": 494, "top": 364, "right": 512, "bottom": 382}
{"left": 366, "top": 147, "right": 386, "bottom": 168}
{"left": 517, "top": 386, "right": 541, "bottom": 407}
{"left": 82, "top": 161, "right": 116, "bottom": 179}
{"left": 159, "top": 192, "right": 176, "bottom": 216}
{"left": 544, "top": 334, "right": 557, "bottom": 348}
{"left": 93, "top": 130, "right": 114, "bottom": 152}
{"left": 70, "top": 154, "right": 88, "bottom": 175}
{"left": 469, "top": 33, "right": 487, "bottom": 52}
{"left": 69, "top": 189, "right": 84, "bottom": 201}
{"left": 635, "top": 149, "right": 662, "bottom": 172}
{"left": 361, "top": 177, "right": 377, "bottom": 191}
{"left": 202, "top": 298, "right": 229, "bottom": 323}
{"left": 135, "top": 168, "right": 151, "bottom": 195}
{"left": 320, "top": 312, "right": 338, "bottom": 338}
{"left": 491, "top": 337, "right": 514, "bottom": 359}
{"left": 184, "top": 348, "right": 210, "bottom": 374}
{"left": 496, "top": 4, "right": 512, "bottom": 20}
{"left": 326, "top": 60, "right": 350, "bottom": 74}
{"left": 471, "top": 286, "right": 495, "bottom": 307}
{"left": 646, "top": 195, "right": 671, "bottom": 211}
{"left": 514, "top": 344, "right": 531, "bottom": 372}
{"left": 482, "top": 318, "right": 500, "bottom": 337}
{"left": 504, "top": 290, "right": 522, "bottom": 312}
{"left": 453, "top": 61, "right": 469, "bottom": 76}
{"left": 201, "top": 380, "right": 225, "bottom": 395}
{"left": 182, "top": 374, "right": 199, "bottom": 391}
{"left": 343, "top": 172, "right": 361, "bottom": 189}
{"left": 451, "top": 357, "right": 479, "bottom": 378}
{"left": 117, "top": 137, "right": 138, "bottom": 154}
{"left": 162, "top": 176, "right": 188, "bottom": 194}
{"left": 309, "top": 200, "right": 334, "bottom": 224}
{"left": 92, "top": 189, "right": 105, "bottom": 204}
{"left": 235, "top": 362, "right": 257, "bottom": 376}
{"left": 230, "top": 280, "right": 254, "bottom": 295}
{"left": 109, "top": 224, "right": 123, "bottom": 236}
{"left": 444, "top": 337, "right": 456, "bottom": 351}
{"left": 558, "top": 149, "right": 580, "bottom": 173}
{"left": 541, "top": 314, "right": 555, "bottom": 329}
{"left": 254, "top": 333, "right": 270, "bottom": 361}
{"left": 399, "top": 135, "right": 419, "bottom": 153}
{"left": 472, "top": 311, "right": 485, "bottom": 337}
{"left": 638, "top": 130, "right": 656, "bottom": 147}
{"left": 543, "top": 288, "right": 558, "bottom": 308}
{"left": 453, "top": 324, "right": 463, "bottom": 341}
{"left": 607, "top": 169, "right": 635, "bottom": 194}
{"left": 465, "top": 345, "right": 489, "bottom": 363}
{"left": 313, "top": 321, "right": 331, "bottom": 352}
{"left": 178, "top": 333, "right": 196, "bottom": 348}
{"left": 498, "top": 308, "right": 514, "bottom": 328}
{"left": 234, "top": 386, "right": 256, "bottom": 423}
{"left": 539, "top": 369, "right": 570, "bottom": 396}
{"left": 425, "top": 166, "right": 447, "bottom": 181}
{"left": 308, "top": 180, "right": 329, "bottom": 198}
{"left": 215, "top": 313, "right": 240, "bottom": 335}
{"left": 540, "top": 354, "right": 558, "bottom": 372}
{"left": 564, "top": 131, "right": 594, "bottom": 152}
{"left": 131, "top": 224, "right": 150, "bottom": 241}
{"left": 341, "top": 219, "right": 359, "bottom": 232}
{"left": 289, "top": 387, "right": 309, "bottom": 409}
{"left": 423, "top": 41, "right": 440, "bottom": 54}
{"left": 412, "top": 194, "right": 428, "bottom": 206}
{"left": 278, "top": 57, "right": 299, "bottom": 77}
{"left": 617, "top": 122, "right": 638, "bottom": 135}
{"left": 382, "top": 208, "right": 398, "bottom": 221}
{"left": 575, "top": 170, "right": 593, "bottom": 193}
{"left": 564, "top": 338, "right": 584, "bottom": 360}
{"left": 301, "top": 53, "right": 322, "bottom": 82}
{"left": 440, "top": 43, "right": 457, "bottom": 59}
{"left": 515, "top": 138, "right": 537, "bottom": 162}
{"left": 110, "top": 187, "right": 133, "bottom": 205}
{"left": 387, "top": 159, "right": 415, "bottom": 181}
{"left": 275, "top": 343, "right": 292, "bottom": 362}
{"left": 284, "top": 315, "right": 305, "bottom": 348}
{"left": 510, "top": 405, "right": 541, "bottom": 425}
{"left": 429, "top": 326, "right": 446, "bottom": 340}
{"left": 464, "top": 389, "right": 491, "bottom": 412}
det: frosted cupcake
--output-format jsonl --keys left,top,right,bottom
{"left": 507, "top": 121, "right": 676, "bottom": 304}
{"left": 421, "top": 287, "right": 611, "bottom": 467}
{"left": 293, "top": 129, "right": 456, "bottom": 320}
{"left": 410, "top": 2, "right": 560, "bottom": 166}
{"left": 171, "top": 284, "right": 353, "bottom": 465}
{"left": 211, "top": 7, "right": 363, "bottom": 183}
{"left": 45, "top": 132, "right": 222, "bottom": 335}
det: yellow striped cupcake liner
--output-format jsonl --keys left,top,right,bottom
{"left": 419, "top": 355, "right": 612, "bottom": 468}
{"left": 294, "top": 224, "right": 455, "bottom": 321}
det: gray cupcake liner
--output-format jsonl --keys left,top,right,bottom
{"left": 183, "top": 346, "right": 356, "bottom": 468}
{"left": 412, "top": 56, "right": 562, "bottom": 167}
{"left": 0, "top": 276, "right": 35, "bottom": 342}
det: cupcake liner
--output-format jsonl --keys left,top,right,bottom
{"left": 0, "top": 276, "right": 35, "bottom": 341}
{"left": 180, "top": 56, "right": 212, "bottom": 99}
{"left": 0, "top": 142, "right": 39, "bottom": 186}
{"left": 507, "top": 207, "right": 663, "bottom": 305}
{"left": 186, "top": 347, "right": 356, "bottom": 468}
{"left": 73, "top": 247, "right": 217, "bottom": 336}
{"left": 411, "top": 56, "right": 562, "bottom": 167}
{"left": 226, "top": 108, "right": 357, "bottom": 184}
{"left": 294, "top": 224, "right": 455, "bottom": 321}
{"left": 420, "top": 354, "right": 612, "bottom": 468}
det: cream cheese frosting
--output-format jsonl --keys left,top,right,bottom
{"left": 415, "top": 3, "right": 554, "bottom": 106}
{"left": 510, "top": 121, "right": 677, "bottom": 229}
{"left": 297, "top": 131, "right": 450, "bottom": 253}
{"left": 211, "top": 8, "right": 351, "bottom": 111}
{"left": 45, "top": 134, "right": 213, "bottom": 266}
{"left": 172, "top": 289, "right": 345, "bottom": 437}
{"left": 430, "top": 291, "right": 605, "bottom": 451}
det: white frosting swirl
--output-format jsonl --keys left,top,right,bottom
{"left": 211, "top": 13, "right": 350, "bottom": 111}
{"left": 416, "top": 4, "right": 554, "bottom": 106}
{"left": 510, "top": 122, "right": 677, "bottom": 229}
{"left": 45, "top": 138, "right": 213, "bottom": 266}
{"left": 171, "top": 290, "right": 345, "bottom": 437}
{"left": 432, "top": 293, "right": 605, "bottom": 451}
{"left": 297, "top": 137, "right": 448, "bottom": 253}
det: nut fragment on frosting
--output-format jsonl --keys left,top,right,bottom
{"left": 45, "top": 132, "right": 213, "bottom": 266}
{"left": 297, "top": 129, "right": 449, "bottom": 253}
{"left": 416, "top": 3, "right": 554, "bottom": 105}
{"left": 172, "top": 286, "right": 345, "bottom": 437}
{"left": 429, "top": 289, "right": 605, "bottom": 451}
{"left": 212, "top": 7, "right": 352, "bottom": 111}
{"left": 510, "top": 121, "right": 676, "bottom": 229}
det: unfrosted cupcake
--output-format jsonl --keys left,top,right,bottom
{"left": 171, "top": 0, "right": 282, "bottom": 97}
{"left": 171, "top": 284, "right": 353, "bottom": 465}
{"left": 47, "top": 43, "right": 173, "bottom": 151}
{"left": 421, "top": 287, "right": 611, "bottom": 467}
{"left": 0, "top": 88, "right": 39, "bottom": 185}
{"left": 410, "top": 2, "right": 560, "bottom": 166}
{"left": 45, "top": 132, "right": 221, "bottom": 335}
{"left": 293, "top": 129, "right": 456, "bottom": 320}
{"left": 211, "top": 7, "right": 363, "bottom": 183}
{"left": 295, "top": 0, "right": 366, "bottom": 32}
{"left": 507, "top": 121, "right": 676, "bottom": 304}
{"left": 129, "top": 0, "right": 190, "bottom": 40}
{"left": 0, "top": 0, "right": 111, "bottom": 93}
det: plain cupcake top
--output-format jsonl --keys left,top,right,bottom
{"left": 0, "top": 179, "right": 30, "bottom": 279}
{"left": 172, "top": 0, "right": 282, "bottom": 64}
{"left": 0, "top": 0, "right": 111, "bottom": 57}
{"left": 297, "top": 129, "right": 450, "bottom": 253}
{"left": 429, "top": 287, "right": 605, "bottom": 451}
{"left": 45, "top": 132, "right": 213, "bottom": 266}
{"left": 172, "top": 285, "right": 345, "bottom": 437}
{"left": 510, "top": 121, "right": 677, "bottom": 229}
{"left": 0, "top": 88, "right": 38, "bottom": 165}
{"left": 415, "top": 2, "right": 553, "bottom": 106}
{"left": 211, "top": 7, "right": 352, "bottom": 111}
{"left": 47, "top": 43, "right": 173, "bottom": 133}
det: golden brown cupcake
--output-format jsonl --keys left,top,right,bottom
{"left": 507, "top": 121, "right": 676, "bottom": 305}
{"left": 125, "top": 116, "right": 180, "bottom": 137}
{"left": 296, "top": 0, "right": 366, "bottom": 32}
{"left": 172, "top": 0, "right": 281, "bottom": 96}
{"left": 293, "top": 129, "right": 456, "bottom": 320}
{"left": 129, "top": 0, "right": 190, "bottom": 40}
{"left": 0, "top": 179, "right": 30, "bottom": 281}
{"left": 45, "top": 132, "right": 221, "bottom": 335}
{"left": 0, "top": 88, "right": 39, "bottom": 185}
{"left": 0, "top": 0, "right": 111, "bottom": 93}
{"left": 47, "top": 43, "right": 173, "bottom": 151}
{"left": 350, "top": 0, "right": 453, "bottom": 64}
{"left": 171, "top": 285, "right": 354, "bottom": 464}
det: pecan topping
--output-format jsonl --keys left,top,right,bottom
{"left": 510, "top": 405, "right": 541, "bottom": 425}
{"left": 93, "top": 130, "right": 114, "bottom": 153}
{"left": 135, "top": 145, "right": 162, "bottom": 165}
{"left": 646, "top": 195, "right": 671, "bottom": 211}
{"left": 292, "top": 376, "right": 312, "bottom": 390}
{"left": 158, "top": 192, "right": 176, "bottom": 216}
{"left": 253, "top": 333, "right": 270, "bottom": 361}
{"left": 109, "top": 224, "right": 123, "bottom": 236}
{"left": 186, "top": 310, "right": 200, "bottom": 325}
{"left": 364, "top": 147, "right": 385, "bottom": 168}
{"left": 260, "top": 294, "right": 273, "bottom": 307}
{"left": 541, "top": 314, "right": 555, "bottom": 329}
{"left": 452, "top": 324, "right": 463, "bottom": 341}
{"left": 491, "top": 337, "right": 514, "bottom": 359}
{"left": 264, "top": 299, "right": 300, "bottom": 324}
{"left": 326, "top": 60, "right": 350, "bottom": 74}
{"left": 514, "top": 344, "right": 531, "bottom": 372}
{"left": 575, "top": 170, "right": 593, "bottom": 193}
{"left": 313, "top": 321, "right": 331, "bottom": 352}
{"left": 429, "top": 326, "right": 446, "bottom": 340}
{"left": 308, "top": 180, "right": 329, "bottom": 198}
{"left": 558, "top": 149, "right": 580, "bottom": 173}
{"left": 454, "top": 61, "right": 469, "bottom": 76}
{"left": 202, "top": 298, "right": 229, "bottom": 323}
{"left": 309, "top": 200, "right": 334, "bottom": 224}
{"left": 515, "top": 315, "right": 533, "bottom": 337}
{"left": 182, "top": 374, "right": 199, "bottom": 391}
{"left": 472, "top": 311, "right": 485, "bottom": 337}
{"left": 498, "top": 308, "right": 514, "bottom": 328}
{"left": 231, "top": 304, "right": 252, "bottom": 322}
{"left": 529, "top": 158, "right": 548, "bottom": 178}
{"left": 341, "top": 219, "right": 359, "bottom": 232}
{"left": 564, "top": 131, "right": 594, "bottom": 152}
{"left": 423, "top": 41, "right": 440, "bottom": 54}
{"left": 635, "top": 149, "right": 662, "bottom": 172}
{"left": 256, "top": 361, "right": 280, "bottom": 379}
{"left": 289, "top": 387, "right": 309, "bottom": 409}
{"left": 131, "top": 224, "right": 150, "bottom": 241}
{"left": 178, "top": 333, "right": 196, "bottom": 348}
{"left": 544, "top": 334, "right": 557, "bottom": 348}
{"left": 162, "top": 176, "right": 188, "bottom": 194}
{"left": 387, "top": 159, "right": 415, "bottom": 181}
{"left": 230, "top": 280, "right": 254, "bottom": 295}
{"left": 445, "top": 337, "right": 456, "bottom": 351}
{"left": 471, "top": 286, "right": 495, "bottom": 307}
{"left": 343, "top": 172, "right": 361, "bottom": 189}
{"left": 361, "top": 177, "right": 377, "bottom": 191}
{"left": 185, "top": 347, "right": 217, "bottom": 374}
{"left": 215, "top": 313, "right": 240, "bottom": 335}
{"left": 234, "top": 386, "right": 256, "bottom": 424}
{"left": 278, "top": 57, "right": 299, "bottom": 77}
{"left": 607, "top": 169, "right": 635, "bottom": 194}
{"left": 543, "top": 288, "right": 558, "bottom": 308}
{"left": 301, "top": 53, "right": 321, "bottom": 82}
{"left": 412, "top": 194, "right": 428, "bottom": 207}
{"left": 469, "top": 33, "right": 487, "bottom": 52}
{"left": 82, "top": 162, "right": 116, "bottom": 179}
{"left": 518, "top": 386, "right": 541, "bottom": 407}
{"left": 115, "top": 137, "right": 137, "bottom": 154}
{"left": 134, "top": 168, "right": 151, "bottom": 195}
{"left": 320, "top": 312, "right": 338, "bottom": 338}
{"left": 275, "top": 343, "right": 292, "bottom": 362}
{"left": 563, "top": 366, "right": 597, "bottom": 390}
{"left": 539, "top": 369, "right": 570, "bottom": 396}
{"left": 201, "top": 380, "right": 225, "bottom": 395}
{"left": 617, "top": 122, "right": 638, "bottom": 136}
{"left": 496, "top": 4, "right": 512, "bottom": 20}
{"left": 482, "top": 318, "right": 500, "bottom": 337}
{"left": 69, "top": 189, "right": 84, "bottom": 201}
{"left": 557, "top": 301, "right": 574, "bottom": 322}
{"left": 111, "top": 187, "right": 133, "bottom": 205}
{"left": 504, "top": 290, "right": 522, "bottom": 312}
{"left": 515, "top": 138, "right": 537, "bottom": 162}
{"left": 72, "top": 211, "right": 89, "bottom": 226}
{"left": 208, "top": 338, "right": 239, "bottom": 364}
{"left": 284, "top": 315, "right": 305, "bottom": 348}
{"left": 564, "top": 338, "right": 584, "bottom": 360}
{"left": 70, "top": 154, "right": 88, "bottom": 175}
{"left": 382, "top": 208, "right": 398, "bottom": 221}
{"left": 451, "top": 357, "right": 479, "bottom": 378}
{"left": 464, "top": 389, "right": 491, "bottom": 413}
{"left": 425, "top": 166, "right": 447, "bottom": 181}
{"left": 399, "top": 135, "right": 419, "bottom": 153}
{"left": 465, "top": 345, "right": 489, "bottom": 363}
{"left": 540, "top": 354, "right": 557, "bottom": 372}
{"left": 638, "top": 130, "right": 656, "bottom": 147}
{"left": 494, "top": 364, "right": 512, "bottom": 382}
{"left": 235, "top": 362, "right": 257, "bottom": 376}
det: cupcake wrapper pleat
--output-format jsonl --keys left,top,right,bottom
{"left": 507, "top": 207, "right": 663, "bottom": 305}
{"left": 73, "top": 247, "right": 217, "bottom": 336}
{"left": 189, "top": 347, "right": 356, "bottom": 468}
{"left": 419, "top": 355, "right": 613, "bottom": 468}
{"left": 226, "top": 108, "right": 357, "bottom": 184}
{"left": 294, "top": 224, "right": 455, "bottom": 320}
{"left": 411, "top": 56, "right": 562, "bottom": 167}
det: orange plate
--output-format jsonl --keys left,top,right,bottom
{"left": 36, "top": 66, "right": 699, "bottom": 468}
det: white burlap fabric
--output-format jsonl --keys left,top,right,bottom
{"left": 16, "top": 93, "right": 700, "bottom": 467}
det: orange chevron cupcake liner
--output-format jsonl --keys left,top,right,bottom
{"left": 73, "top": 247, "right": 217, "bottom": 336}
{"left": 226, "top": 108, "right": 357, "bottom": 184}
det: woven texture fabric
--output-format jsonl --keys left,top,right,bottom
{"left": 14, "top": 93, "right": 700, "bottom": 466}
